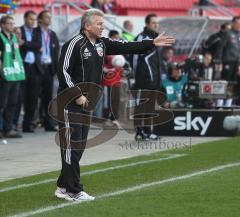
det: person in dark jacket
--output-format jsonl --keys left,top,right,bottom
{"left": 37, "top": 10, "right": 59, "bottom": 131}
{"left": 90, "top": 0, "right": 104, "bottom": 10}
{"left": 160, "top": 47, "right": 174, "bottom": 80}
{"left": 215, "top": 16, "right": 240, "bottom": 81}
{"left": 202, "top": 22, "right": 231, "bottom": 59}
{"left": 20, "top": 10, "right": 42, "bottom": 133}
{"left": 55, "top": 9, "right": 174, "bottom": 202}
{"left": 215, "top": 16, "right": 240, "bottom": 105}
{"left": 132, "top": 13, "right": 161, "bottom": 141}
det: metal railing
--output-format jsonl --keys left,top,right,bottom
{"left": 45, "top": 1, "right": 132, "bottom": 37}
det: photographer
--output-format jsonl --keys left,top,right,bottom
{"left": 180, "top": 53, "right": 216, "bottom": 108}
{"left": 161, "top": 62, "right": 188, "bottom": 109}
{"left": 187, "top": 52, "right": 214, "bottom": 81}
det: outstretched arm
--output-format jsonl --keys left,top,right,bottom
{"left": 104, "top": 33, "right": 175, "bottom": 55}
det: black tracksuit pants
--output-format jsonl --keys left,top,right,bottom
{"left": 57, "top": 103, "right": 90, "bottom": 194}
{"left": 134, "top": 89, "right": 157, "bottom": 135}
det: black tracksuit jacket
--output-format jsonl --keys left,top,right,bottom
{"left": 57, "top": 32, "right": 154, "bottom": 93}
{"left": 132, "top": 27, "right": 161, "bottom": 90}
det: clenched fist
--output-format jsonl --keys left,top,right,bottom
{"left": 75, "top": 95, "right": 89, "bottom": 107}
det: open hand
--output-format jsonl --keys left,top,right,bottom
{"left": 153, "top": 32, "right": 175, "bottom": 47}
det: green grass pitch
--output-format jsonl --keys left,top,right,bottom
{"left": 0, "top": 137, "right": 239, "bottom": 217}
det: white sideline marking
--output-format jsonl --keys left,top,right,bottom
{"left": 8, "top": 161, "right": 240, "bottom": 217}
{"left": 0, "top": 154, "right": 185, "bottom": 193}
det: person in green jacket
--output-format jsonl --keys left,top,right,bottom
{"left": 0, "top": 15, "right": 25, "bottom": 138}
{"left": 122, "top": 20, "right": 135, "bottom": 42}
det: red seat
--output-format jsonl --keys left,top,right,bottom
{"left": 114, "top": 0, "right": 193, "bottom": 16}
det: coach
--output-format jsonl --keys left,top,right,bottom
{"left": 56, "top": 9, "right": 175, "bottom": 202}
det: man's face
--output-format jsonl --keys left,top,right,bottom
{"left": 111, "top": 34, "right": 120, "bottom": 40}
{"left": 24, "top": 14, "right": 36, "bottom": 28}
{"left": 225, "top": 24, "right": 232, "bottom": 31}
{"left": 147, "top": 16, "right": 159, "bottom": 32}
{"left": 14, "top": 27, "right": 22, "bottom": 39}
{"left": 126, "top": 21, "right": 133, "bottom": 32}
{"left": 3, "top": 19, "right": 15, "bottom": 33}
{"left": 232, "top": 19, "right": 240, "bottom": 31}
{"left": 86, "top": 15, "right": 104, "bottom": 39}
{"left": 40, "top": 12, "right": 51, "bottom": 26}
{"left": 163, "top": 49, "right": 174, "bottom": 62}
{"left": 171, "top": 69, "right": 181, "bottom": 80}
{"left": 203, "top": 53, "right": 212, "bottom": 66}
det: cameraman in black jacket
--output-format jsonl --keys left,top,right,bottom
{"left": 56, "top": 9, "right": 174, "bottom": 202}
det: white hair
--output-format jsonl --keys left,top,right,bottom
{"left": 81, "top": 9, "right": 104, "bottom": 30}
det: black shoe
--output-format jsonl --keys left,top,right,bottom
{"left": 4, "top": 130, "right": 22, "bottom": 138}
{"left": 22, "top": 127, "right": 35, "bottom": 133}
{"left": 0, "top": 131, "right": 4, "bottom": 139}
{"left": 135, "top": 131, "right": 149, "bottom": 141}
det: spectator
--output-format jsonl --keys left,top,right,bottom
{"left": 122, "top": 20, "right": 135, "bottom": 42}
{"left": 189, "top": 53, "right": 222, "bottom": 108}
{"left": 160, "top": 47, "right": 174, "bottom": 80}
{"left": 14, "top": 27, "right": 24, "bottom": 46}
{"left": 20, "top": 10, "right": 42, "bottom": 133}
{"left": 91, "top": 0, "right": 104, "bottom": 11}
{"left": 189, "top": 52, "right": 214, "bottom": 81}
{"left": 199, "top": 0, "right": 209, "bottom": 6}
{"left": 0, "top": 16, "right": 25, "bottom": 138}
{"left": 198, "top": 0, "right": 209, "bottom": 16}
{"left": 162, "top": 62, "right": 188, "bottom": 108}
{"left": 132, "top": 13, "right": 161, "bottom": 141}
{"left": 102, "top": 30, "right": 124, "bottom": 126}
{"left": 215, "top": 16, "right": 240, "bottom": 105}
{"left": 215, "top": 16, "right": 240, "bottom": 81}
{"left": 202, "top": 22, "right": 231, "bottom": 59}
{"left": 121, "top": 20, "right": 135, "bottom": 64}
{"left": 13, "top": 27, "right": 24, "bottom": 130}
{"left": 37, "top": 10, "right": 59, "bottom": 131}
{"left": 102, "top": 0, "right": 115, "bottom": 14}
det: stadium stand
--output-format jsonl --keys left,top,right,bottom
{"left": 20, "top": 0, "right": 240, "bottom": 16}
{"left": 20, "top": 0, "right": 193, "bottom": 15}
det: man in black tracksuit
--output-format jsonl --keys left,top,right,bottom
{"left": 55, "top": 9, "right": 174, "bottom": 201}
{"left": 215, "top": 16, "right": 240, "bottom": 105}
{"left": 132, "top": 13, "right": 162, "bottom": 141}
